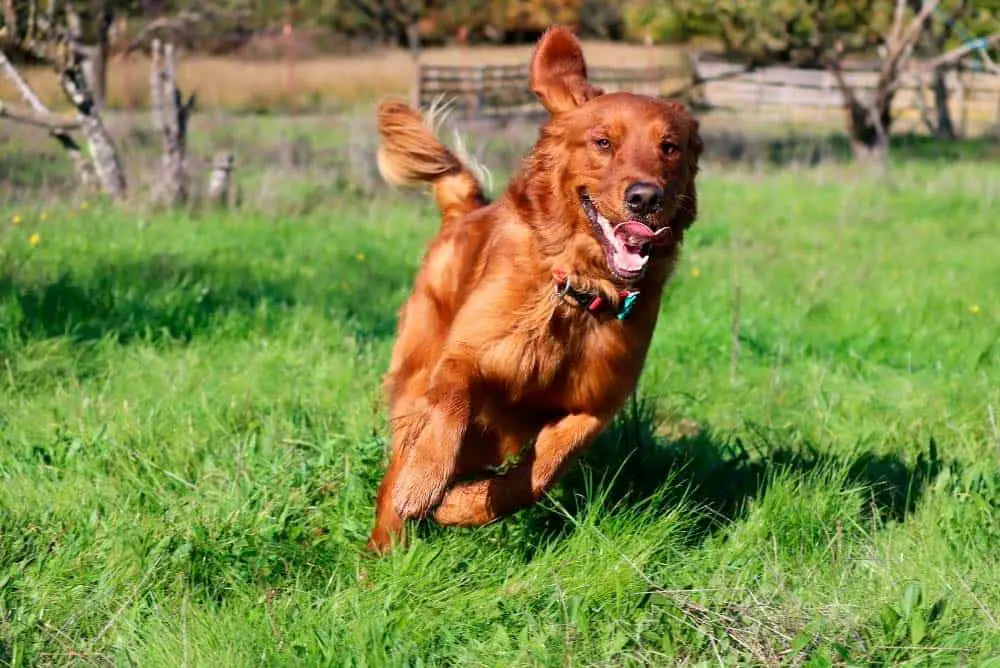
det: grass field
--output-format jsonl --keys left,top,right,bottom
{"left": 2, "top": 141, "right": 1000, "bottom": 665}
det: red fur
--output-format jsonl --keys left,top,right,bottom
{"left": 367, "top": 26, "right": 703, "bottom": 553}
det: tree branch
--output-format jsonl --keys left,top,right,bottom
{"left": 125, "top": 10, "right": 206, "bottom": 54}
{"left": 890, "top": 0, "right": 908, "bottom": 45}
{"left": 826, "top": 53, "right": 863, "bottom": 110}
{"left": 2, "top": 0, "right": 18, "bottom": 44}
{"left": 0, "top": 45, "right": 51, "bottom": 113}
{"left": 0, "top": 99, "right": 81, "bottom": 130}
{"left": 884, "top": 32, "right": 1000, "bottom": 94}
{"left": 896, "top": 0, "right": 940, "bottom": 56}
{"left": 923, "top": 32, "right": 1000, "bottom": 70}
{"left": 0, "top": 44, "right": 96, "bottom": 188}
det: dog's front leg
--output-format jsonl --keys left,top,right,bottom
{"left": 390, "top": 357, "right": 472, "bottom": 521}
{"left": 432, "top": 412, "right": 606, "bottom": 526}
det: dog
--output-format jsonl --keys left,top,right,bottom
{"left": 368, "top": 25, "right": 702, "bottom": 553}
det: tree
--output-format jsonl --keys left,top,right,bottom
{"left": 149, "top": 38, "right": 195, "bottom": 204}
{"left": 1, "top": 2, "right": 244, "bottom": 202}
{"left": 642, "top": 0, "right": 1000, "bottom": 161}
{"left": 339, "top": 0, "right": 430, "bottom": 53}
{"left": 916, "top": 0, "right": 1000, "bottom": 139}
{"left": 1, "top": 1, "right": 127, "bottom": 197}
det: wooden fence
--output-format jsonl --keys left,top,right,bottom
{"left": 414, "top": 57, "right": 1000, "bottom": 131}
{"left": 695, "top": 59, "right": 1000, "bottom": 127}
{"left": 415, "top": 63, "right": 686, "bottom": 118}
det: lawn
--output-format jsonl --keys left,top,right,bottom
{"left": 1, "top": 151, "right": 999, "bottom": 665}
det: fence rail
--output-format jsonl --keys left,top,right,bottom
{"left": 416, "top": 63, "right": 686, "bottom": 118}
{"left": 415, "top": 56, "right": 1000, "bottom": 129}
{"left": 695, "top": 60, "right": 1000, "bottom": 115}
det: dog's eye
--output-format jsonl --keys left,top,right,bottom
{"left": 660, "top": 140, "right": 680, "bottom": 157}
{"left": 593, "top": 137, "right": 613, "bottom": 151}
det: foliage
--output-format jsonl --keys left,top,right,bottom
{"left": 3, "top": 0, "right": 999, "bottom": 50}
{"left": 0, "top": 0, "right": 635, "bottom": 48}
{"left": 623, "top": 0, "right": 1000, "bottom": 61}
{"left": 622, "top": 1, "right": 999, "bottom": 159}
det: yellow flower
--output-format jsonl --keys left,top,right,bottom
{"left": 355, "top": 252, "right": 366, "bottom": 262}
{"left": 29, "top": 233, "right": 40, "bottom": 246}
{"left": 39, "top": 212, "right": 48, "bottom": 221}
{"left": 80, "top": 201, "right": 89, "bottom": 210}
{"left": 690, "top": 267, "right": 701, "bottom": 278}
{"left": 11, "top": 214, "right": 21, "bottom": 225}
{"left": 970, "top": 304, "right": 981, "bottom": 315}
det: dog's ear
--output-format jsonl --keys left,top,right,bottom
{"left": 529, "top": 26, "right": 603, "bottom": 115}
{"left": 673, "top": 117, "right": 703, "bottom": 230}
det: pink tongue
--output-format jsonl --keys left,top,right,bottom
{"left": 614, "top": 222, "right": 667, "bottom": 251}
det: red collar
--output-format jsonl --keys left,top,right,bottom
{"left": 552, "top": 269, "right": 639, "bottom": 320}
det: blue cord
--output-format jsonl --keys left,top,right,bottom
{"left": 931, "top": 4, "right": 996, "bottom": 72}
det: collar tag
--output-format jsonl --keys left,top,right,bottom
{"left": 617, "top": 291, "right": 639, "bottom": 320}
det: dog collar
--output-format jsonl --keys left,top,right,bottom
{"left": 552, "top": 269, "right": 639, "bottom": 321}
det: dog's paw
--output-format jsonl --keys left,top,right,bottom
{"left": 391, "top": 457, "right": 452, "bottom": 519}
{"left": 365, "top": 531, "right": 396, "bottom": 555}
{"left": 432, "top": 480, "right": 493, "bottom": 526}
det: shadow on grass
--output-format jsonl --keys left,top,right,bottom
{"left": 518, "top": 395, "right": 953, "bottom": 549}
{"left": 0, "top": 249, "right": 413, "bottom": 348}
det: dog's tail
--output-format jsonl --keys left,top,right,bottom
{"left": 376, "top": 99, "right": 487, "bottom": 221}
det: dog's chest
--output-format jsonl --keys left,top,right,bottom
{"left": 479, "top": 314, "right": 650, "bottom": 415}
{"left": 554, "top": 322, "right": 649, "bottom": 412}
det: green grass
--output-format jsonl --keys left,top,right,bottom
{"left": 1, "top": 159, "right": 999, "bottom": 666}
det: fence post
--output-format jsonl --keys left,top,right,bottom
{"left": 208, "top": 151, "right": 236, "bottom": 208}
{"left": 995, "top": 81, "right": 1000, "bottom": 129}
{"left": 283, "top": 2, "right": 295, "bottom": 115}
{"left": 411, "top": 61, "right": 422, "bottom": 108}
{"left": 754, "top": 68, "right": 764, "bottom": 114}
{"left": 956, "top": 64, "right": 968, "bottom": 138}
{"left": 474, "top": 65, "right": 485, "bottom": 119}
{"left": 686, "top": 51, "right": 702, "bottom": 103}
{"left": 644, "top": 32, "right": 654, "bottom": 96}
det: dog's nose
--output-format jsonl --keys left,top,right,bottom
{"left": 624, "top": 182, "right": 665, "bottom": 215}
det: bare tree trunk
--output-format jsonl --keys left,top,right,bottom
{"left": 847, "top": 96, "right": 893, "bottom": 163}
{"left": 2, "top": 0, "right": 18, "bottom": 44}
{"left": 208, "top": 151, "right": 235, "bottom": 207}
{"left": 955, "top": 65, "right": 968, "bottom": 138}
{"left": 92, "top": 2, "right": 112, "bottom": 110}
{"left": 57, "top": 4, "right": 127, "bottom": 198}
{"left": 823, "top": 0, "right": 944, "bottom": 165}
{"left": 150, "top": 39, "right": 194, "bottom": 205}
{"left": 61, "top": 67, "right": 127, "bottom": 198}
{"left": 65, "top": 2, "right": 113, "bottom": 111}
{"left": 829, "top": 61, "right": 893, "bottom": 164}
{"left": 81, "top": 46, "right": 107, "bottom": 110}
{"left": 931, "top": 65, "right": 956, "bottom": 140}
{"left": 0, "top": 46, "right": 97, "bottom": 190}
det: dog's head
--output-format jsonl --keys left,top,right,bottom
{"left": 525, "top": 26, "right": 702, "bottom": 284}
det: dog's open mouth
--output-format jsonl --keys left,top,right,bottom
{"left": 580, "top": 189, "right": 669, "bottom": 282}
